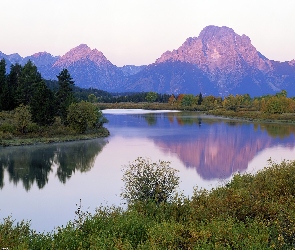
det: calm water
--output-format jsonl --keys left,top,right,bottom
{"left": 1, "top": 109, "right": 295, "bottom": 232}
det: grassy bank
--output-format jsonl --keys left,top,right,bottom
{"left": 0, "top": 110, "right": 109, "bottom": 147}
{"left": 97, "top": 102, "right": 180, "bottom": 111}
{"left": 1, "top": 160, "right": 295, "bottom": 249}
{"left": 98, "top": 102, "right": 295, "bottom": 124}
{"left": 206, "top": 109, "right": 295, "bottom": 124}
{"left": 0, "top": 127, "right": 109, "bottom": 147}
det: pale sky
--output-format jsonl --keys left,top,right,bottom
{"left": 1, "top": 0, "right": 295, "bottom": 66}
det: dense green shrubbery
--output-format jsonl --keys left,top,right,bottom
{"left": 121, "top": 157, "right": 180, "bottom": 205}
{"left": 0, "top": 109, "right": 109, "bottom": 146}
{"left": 2, "top": 160, "right": 295, "bottom": 249}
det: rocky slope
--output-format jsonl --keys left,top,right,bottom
{"left": 130, "top": 25, "right": 295, "bottom": 96}
{"left": 1, "top": 25, "right": 295, "bottom": 96}
{"left": 49, "top": 44, "right": 125, "bottom": 91}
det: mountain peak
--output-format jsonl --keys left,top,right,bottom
{"left": 31, "top": 52, "right": 53, "bottom": 58}
{"left": 76, "top": 44, "right": 90, "bottom": 49}
{"left": 53, "top": 44, "right": 110, "bottom": 68}
{"left": 199, "top": 25, "right": 235, "bottom": 39}
{"left": 156, "top": 25, "right": 272, "bottom": 88}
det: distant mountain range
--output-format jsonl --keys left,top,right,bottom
{"left": 1, "top": 25, "right": 295, "bottom": 96}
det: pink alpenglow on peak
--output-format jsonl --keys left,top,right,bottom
{"left": 156, "top": 25, "right": 273, "bottom": 80}
{"left": 53, "top": 44, "right": 111, "bottom": 68}
{"left": 31, "top": 52, "right": 53, "bottom": 58}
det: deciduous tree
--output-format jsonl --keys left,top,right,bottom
{"left": 145, "top": 92, "right": 158, "bottom": 103}
{"left": 121, "top": 157, "right": 180, "bottom": 205}
{"left": 181, "top": 94, "right": 195, "bottom": 107}
{"left": 14, "top": 104, "right": 32, "bottom": 134}
{"left": 67, "top": 101, "right": 106, "bottom": 133}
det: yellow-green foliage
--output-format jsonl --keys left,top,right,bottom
{"left": 67, "top": 101, "right": 101, "bottom": 134}
{"left": 2, "top": 160, "right": 295, "bottom": 249}
{"left": 0, "top": 106, "right": 109, "bottom": 146}
{"left": 121, "top": 157, "right": 180, "bottom": 205}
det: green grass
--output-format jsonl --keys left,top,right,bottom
{"left": 2, "top": 160, "right": 295, "bottom": 249}
{"left": 97, "top": 102, "right": 295, "bottom": 124}
{"left": 0, "top": 111, "right": 109, "bottom": 147}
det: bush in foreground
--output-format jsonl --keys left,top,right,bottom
{"left": 1, "top": 159, "right": 295, "bottom": 249}
{"left": 121, "top": 157, "right": 180, "bottom": 205}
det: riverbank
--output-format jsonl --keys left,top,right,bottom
{"left": 1, "top": 159, "right": 295, "bottom": 249}
{"left": 2, "top": 102, "right": 295, "bottom": 147}
{"left": 0, "top": 108, "right": 110, "bottom": 147}
{"left": 97, "top": 102, "right": 295, "bottom": 124}
{"left": 0, "top": 127, "right": 109, "bottom": 147}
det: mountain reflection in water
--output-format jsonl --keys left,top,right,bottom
{"left": 105, "top": 111, "right": 295, "bottom": 180}
{"left": 0, "top": 139, "right": 108, "bottom": 190}
{"left": 1, "top": 110, "right": 295, "bottom": 232}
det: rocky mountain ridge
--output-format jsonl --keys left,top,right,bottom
{"left": 1, "top": 25, "right": 295, "bottom": 95}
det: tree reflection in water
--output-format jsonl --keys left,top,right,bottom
{"left": 0, "top": 139, "right": 107, "bottom": 190}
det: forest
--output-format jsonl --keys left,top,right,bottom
{"left": 0, "top": 59, "right": 108, "bottom": 146}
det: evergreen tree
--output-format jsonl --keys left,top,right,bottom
{"left": 16, "top": 60, "right": 42, "bottom": 106}
{"left": 0, "top": 59, "right": 6, "bottom": 111}
{"left": 30, "top": 81, "right": 55, "bottom": 126}
{"left": 6, "top": 63, "right": 22, "bottom": 110}
{"left": 56, "top": 69, "right": 75, "bottom": 124}
{"left": 198, "top": 92, "right": 203, "bottom": 105}
{"left": 1, "top": 81, "right": 12, "bottom": 111}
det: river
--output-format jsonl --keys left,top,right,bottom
{"left": 1, "top": 109, "right": 295, "bottom": 232}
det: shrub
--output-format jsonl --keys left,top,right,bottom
{"left": 14, "top": 104, "right": 34, "bottom": 134}
{"left": 67, "top": 101, "right": 106, "bottom": 134}
{"left": 121, "top": 157, "right": 180, "bottom": 205}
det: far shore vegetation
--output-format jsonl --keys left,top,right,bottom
{"left": 96, "top": 90, "right": 295, "bottom": 124}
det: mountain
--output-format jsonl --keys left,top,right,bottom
{"left": 1, "top": 25, "right": 295, "bottom": 96}
{"left": 125, "top": 61, "right": 218, "bottom": 95}
{"left": 50, "top": 44, "right": 126, "bottom": 91}
{"left": 127, "top": 25, "right": 295, "bottom": 96}
{"left": 24, "top": 52, "right": 60, "bottom": 79}
{"left": 119, "top": 65, "right": 146, "bottom": 76}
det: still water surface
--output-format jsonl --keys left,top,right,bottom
{"left": 1, "top": 109, "right": 295, "bottom": 232}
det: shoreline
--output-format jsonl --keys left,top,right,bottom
{"left": 0, "top": 127, "right": 110, "bottom": 147}
{"left": 2, "top": 106, "right": 295, "bottom": 147}
{"left": 98, "top": 102, "right": 295, "bottom": 125}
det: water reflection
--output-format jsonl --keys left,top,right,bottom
{"left": 1, "top": 110, "right": 295, "bottom": 232}
{"left": 259, "top": 123, "right": 295, "bottom": 139}
{"left": 105, "top": 111, "right": 295, "bottom": 180}
{"left": 0, "top": 139, "right": 107, "bottom": 190}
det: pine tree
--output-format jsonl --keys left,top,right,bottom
{"left": 30, "top": 81, "right": 55, "bottom": 126}
{"left": 56, "top": 69, "right": 75, "bottom": 124}
{"left": 198, "top": 92, "right": 203, "bottom": 105}
{"left": 16, "top": 60, "right": 42, "bottom": 106}
{"left": 0, "top": 59, "right": 6, "bottom": 111}
{"left": 0, "top": 59, "right": 5, "bottom": 83}
{"left": 6, "top": 63, "right": 22, "bottom": 110}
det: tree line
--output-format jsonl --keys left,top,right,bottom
{"left": 0, "top": 58, "right": 75, "bottom": 126}
{"left": 0, "top": 58, "right": 106, "bottom": 136}
{"left": 168, "top": 91, "right": 295, "bottom": 114}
